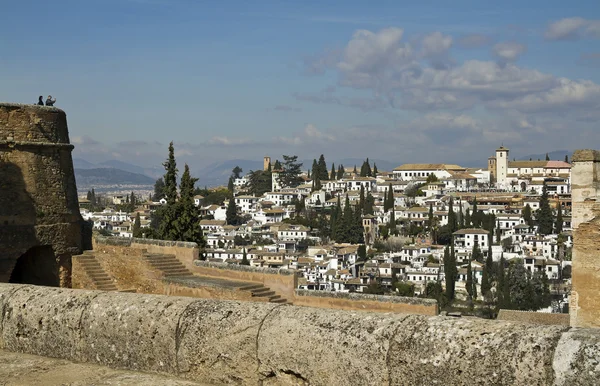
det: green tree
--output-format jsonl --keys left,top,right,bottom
{"left": 389, "top": 208, "right": 396, "bottom": 232}
{"left": 279, "top": 155, "right": 303, "bottom": 188}
{"left": 226, "top": 195, "right": 238, "bottom": 225}
{"left": 426, "top": 173, "right": 438, "bottom": 183}
{"left": 132, "top": 212, "right": 142, "bottom": 238}
{"left": 241, "top": 248, "right": 250, "bottom": 265}
{"left": 555, "top": 205, "right": 563, "bottom": 234}
{"left": 247, "top": 170, "right": 272, "bottom": 196}
{"left": 232, "top": 166, "right": 243, "bottom": 179}
{"left": 464, "top": 209, "right": 471, "bottom": 228}
{"left": 273, "top": 160, "right": 282, "bottom": 170}
{"left": 443, "top": 246, "right": 457, "bottom": 301}
{"left": 357, "top": 244, "right": 367, "bottom": 261}
{"left": 536, "top": 183, "right": 554, "bottom": 235}
{"left": 466, "top": 260, "right": 474, "bottom": 299}
{"left": 564, "top": 154, "right": 569, "bottom": 163}
{"left": 545, "top": 153, "right": 550, "bottom": 161}
{"left": 471, "top": 198, "right": 480, "bottom": 228}
{"left": 353, "top": 165, "right": 357, "bottom": 175}
{"left": 522, "top": 204, "right": 534, "bottom": 228}
{"left": 157, "top": 142, "right": 180, "bottom": 241}
{"left": 471, "top": 240, "right": 483, "bottom": 263}
{"left": 448, "top": 198, "right": 458, "bottom": 232}
{"left": 228, "top": 176, "right": 234, "bottom": 193}
{"left": 317, "top": 154, "right": 328, "bottom": 181}
{"left": 163, "top": 142, "right": 178, "bottom": 204}
{"left": 384, "top": 184, "right": 394, "bottom": 212}
{"left": 395, "top": 281, "right": 414, "bottom": 297}
{"left": 428, "top": 203, "right": 434, "bottom": 229}
{"left": 372, "top": 163, "right": 378, "bottom": 177}
{"left": 359, "top": 185, "right": 365, "bottom": 214}
{"left": 337, "top": 164, "right": 345, "bottom": 180}
{"left": 152, "top": 178, "right": 165, "bottom": 201}
{"left": 330, "top": 163, "right": 336, "bottom": 180}
{"left": 364, "top": 192, "right": 375, "bottom": 215}
{"left": 174, "top": 164, "right": 204, "bottom": 245}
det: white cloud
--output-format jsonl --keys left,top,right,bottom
{"left": 545, "top": 17, "right": 600, "bottom": 40}
{"left": 205, "top": 136, "right": 255, "bottom": 146}
{"left": 304, "top": 124, "right": 336, "bottom": 141}
{"left": 492, "top": 42, "right": 527, "bottom": 63}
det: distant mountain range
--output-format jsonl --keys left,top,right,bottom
{"left": 518, "top": 150, "right": 571, "bottom": 162}
{"left": 75, "top": 168, "right": 155, "bottom": 188}
{"left": 73, "top": 151, "right": 571, "bottom": 189}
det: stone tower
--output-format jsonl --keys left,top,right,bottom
{"left": 570, "top": 149, "right": 600, "bottom": 328}
{"left": 495, "top": 146, "right": 509, "bottom": 186}
{"left": 263, "top": 156, "right": 271, "bottom": 171}
{"left": 0, "top": 103, "right": 82, "bottom": 287}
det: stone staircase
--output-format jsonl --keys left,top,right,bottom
{"left": 75, "top": 252, "right": 118, "bottom": 291}
{"left": 143, "top": 253, "right": 195, "bottom": 278}
{"left": 239, "top": 283, "right": 290, "bottom": 304}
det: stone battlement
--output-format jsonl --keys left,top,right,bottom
{"left": 0, "top": 283, "right": 598, "bottom": 385}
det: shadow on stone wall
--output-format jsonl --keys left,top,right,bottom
{"left": 0, "top": 162, "right": 57, "bottom": 285}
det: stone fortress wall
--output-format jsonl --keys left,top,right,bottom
{"left": 0, "top": 103, "right": 81, "bottom": 287}
{"left": 0, "top": 283, "right": 598, "bottom": 385}
{"left": 570, "top": 149, "right": 600, "bottom": 328}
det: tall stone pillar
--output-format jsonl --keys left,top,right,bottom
{"left": 56, "top": 254, "right": 72, "bottom": 288}
{"left": 570, "top": 149, "right": 600, "bottom": 328}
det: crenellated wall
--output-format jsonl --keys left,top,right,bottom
{"left": 0, "top": 283, "right": 598, "bottom": 385}
{"left": 0, "top": 103, "right": 82, "bottom": 287}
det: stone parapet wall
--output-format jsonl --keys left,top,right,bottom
{"left": 294, "top": 289, "right": 438, "bottom": 315}
{"left": 94, "top": 236, "right": 199, "bottom": 271}
{"left": 0, "top": 283, "right": 598, "bottom": 385}
{"left": 497, "top": 309, "right": 570, "bottom": 326}
{"left": 193, "top": 260, "right": 297, "bottom": 301}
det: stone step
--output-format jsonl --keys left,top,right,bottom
{"left": 239, "top": 283, "right": 265, "bottom": 291}
{"left": 252, "top": 290, "right": 275, "bottom": 298}
{"left": 270, "top": 298, "right": 289, "bottom": 304}
{"left": 250, "top": 287, "right": 271, "bottom": 293}
{"left": 163, "top": 270, "right": 194, "bottom": 277}
{"left": 147, "top": 262, "right": 186, "bottom": 268}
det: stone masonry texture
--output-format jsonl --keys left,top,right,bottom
{"left": 0, "top": 103, "right": 82, "bottom": 286}
{"left": 1, "top": 283, "right": 599, "bottom": 385}
{"left": 570, "top": 149, "right": 600, "bottom": 328}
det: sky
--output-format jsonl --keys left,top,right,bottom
{"left": 1, "top": 0, "right": 600, "bottom": 173}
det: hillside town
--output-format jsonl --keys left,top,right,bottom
{"left": 79, "top": 145, "right": 572, "bottom": 313}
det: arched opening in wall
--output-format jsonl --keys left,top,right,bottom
{"left": 9, "top": 246, "right": 59, "bottom": 286}
{"left": 521, "top": 182, "right": 527, "bottom": 192}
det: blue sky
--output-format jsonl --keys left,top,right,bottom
{"left": 2, "top": 0, "right": 600, "bottom": 172}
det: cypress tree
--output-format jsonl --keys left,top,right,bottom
{"left": 448, "top": 198, "right": 458, "bottom": 232}
{"left": 163, "top": 142, "right": 178, "bottom": 205}
{"left": 365, "top": 158, "right": 372, "bottom": 177}
{"left": 471, "top": 240, "right": 483, "bottom": 263}
{"left": 444, "top": 245, "right": 457, "bottom": 301}
{"left": 537, "top": 183, "right": 553, "bottom": 235}
{"left": 523, "top": 204, "right": 533, "bottom": 228}
{"left": 337, "top": 164, "right": 345, "bottom": 180}
{"left": 330, "top": 196, "right": 341, "bottom": 241}
{"left": 472, "top": 267, "right": 478, "bottom": 300}
{"left": 226, "top": 195, "right": 238, "bottom": 225}
{"left": 157, "top": 142, "right": 180, "bottom": 241}
{"left": 465, "top": 209, "right": 471, "bottom": 228}
{"left": 458, "top": 200, "right": 464, "bottom": 229}
{"left": 241, "top": 248, "right": 250, "bottom": 265}
{"left": 545, "top": 153, "right": 550, "bottom": 161}
{"left": 364, "top": 192, "right": 375, "bottom": 215}
{"left": 389, "top": 208, "right": 396, "bottom": 232}
{"left": 317, "top": 154, "right": 328, "bottom": 181}
{"left": 555, "top": 204, "right": 563, "bottom": 234}
{"left": 330, "top": 163, "right": 336, "bottom": 180}
{"left": 466, "top": 260, "right": 473, "bottom": 299}
{"left": 352, "top": 203, "right": 365, "bottom": 243}
{"left": 564, "top": 154, "right": 569, "bottom": 163}
{"left": 353, "top": 165, "right": 357, "bottom": 175}
{"left": 360, "top": 160, "right": 368, "bottom": 177}
{"left": 175, "top": 164, "right": 204, "bottom": 245}
{"left": 359, "top": 185, "right": 365, "bottom": 214}
{"left": 428, "top": 203, "right": 434, "bottom": 229}
{"left": 471, "top": 198, "right": 479, "bottom": 228}
{"left": 384, "top": 184, "right": 394, "bottom": 212}
{"left": 372, "top": 163, "right": 378, "bottom": 177}
{"left": 133, "top": 212, "right": 141, "bottom": 238}
{"left": 228, "top": 176, "right": 234, "bottom": 193}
